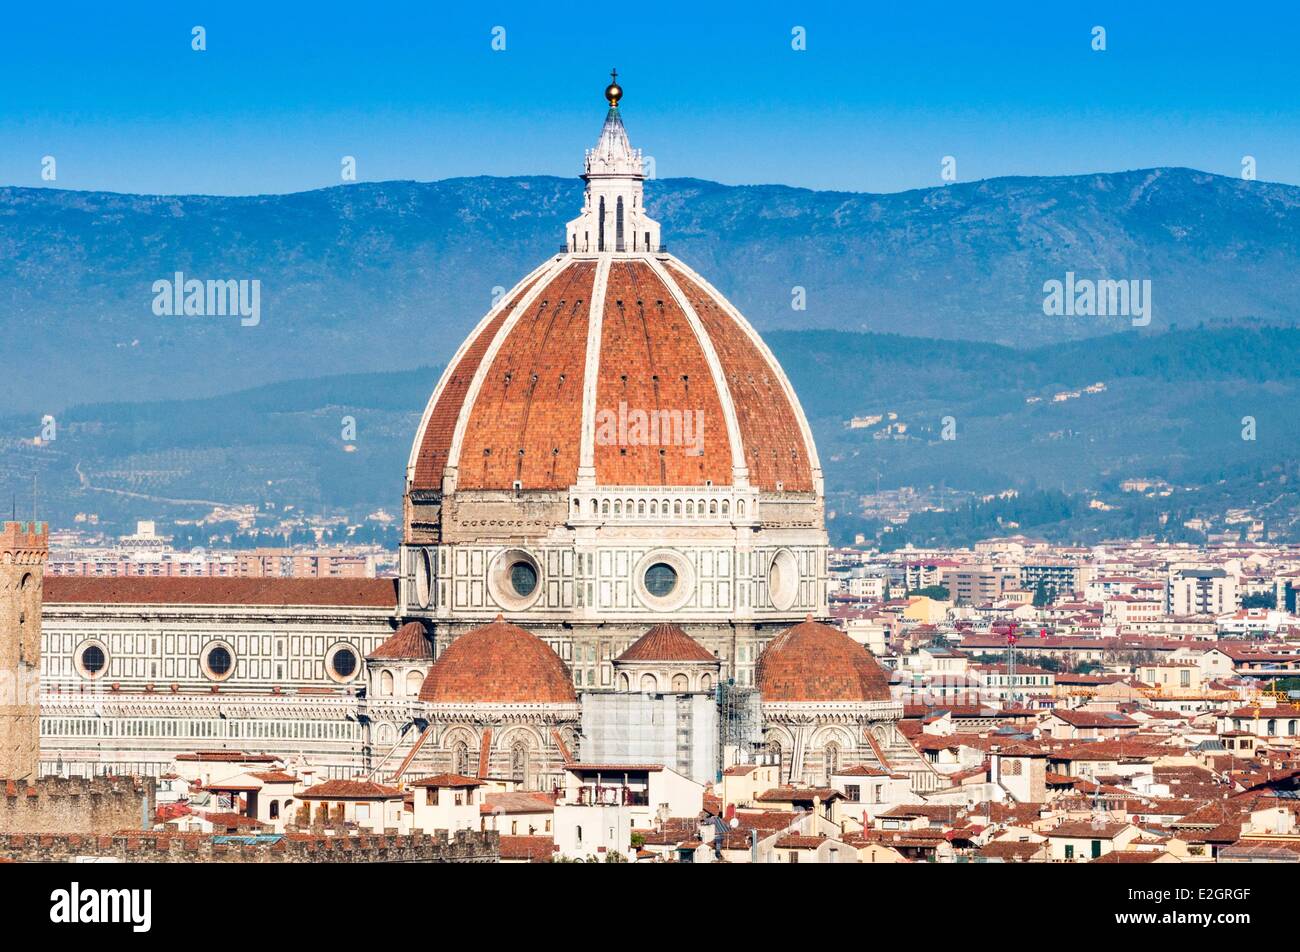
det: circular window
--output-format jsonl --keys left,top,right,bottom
{"left": 77, "top": 642, "right": 108, "bottom": 679}
{"left": 645, "top": 562, "right": 678, "bottom": 598}
{"left": 202, "top": 643, "right": 236, "bottom": 682}
{"left": 325, "top": 643, "right": 361, "bottom": 683}
{"left": 633, "top": 550, "right": 694, "bottom": 611}
{"left": 510, "top": 560, "right": 538, "bottom": 597}
{"left": 331, "top": 648, "right": 357, "bottom": 679}
{"left": 488, "top": 548, "right": 543, "bottom": 610}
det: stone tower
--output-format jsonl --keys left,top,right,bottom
{"left": 0, "top": 521, "right": 48, "bottom": 781}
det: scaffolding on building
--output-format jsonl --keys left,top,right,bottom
{"left": 716, "top": 678, "right": 762, "bottom": 780}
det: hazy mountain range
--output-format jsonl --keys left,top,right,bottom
{"left": 3, "top": 325, "right": 1298, "bottom": 546}
{"left": 4, "top": 167, "right": 1299, "bottom": 413}
{"left": 3, "top": 167, "right": 1298, "bottom": 543}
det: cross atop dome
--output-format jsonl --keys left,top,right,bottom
{"left": 565, "top": 71, "right": 661, "bottom": 254}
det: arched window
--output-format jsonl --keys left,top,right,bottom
{"left": 269, "top": 801, "right": 280, "bottom": 819}
{"left": 616, "top": 196, "right": 625, "bottom": 250}
{"left": 614, "top": 500, "right": 622, "bottom": 516}
{"left": 721, "top": 500, "right": 729, "bottom": 516}
{"left": 738, "top": 499, "right": 746, "bottom": 517}
{"left": 674, "top": 500, "right": 682, "bottom": 515}
{"left": 511, "top": 740, "right": 530, "bottom": 783}
{"left": 452, "top": 740, "right": 470, "bottom": 776}
{"left": 640, "top": 673, "right": 658, "bottom": 693}
{"left": 701, "top": 674, "right": 712, "bottom": 693}
{"left": 406, "top": 670, "right": 424, "bottom": 696}
{"left": 671, "top": 673, "right": 689, "bottom": 692}
{"left": 823, "top": 742, "right": 840, "bottom": 781}
{"left": 685, "top": 500, "right": 694, "bottom": 516}
{"left": 379, "top": 670, "right": 394, "bottom": 697}
{"left": 619, "top": 673, "right": 630, "bottom": 691}
{"left": 709, "top": 500, "right": 718, "bottom": 515}
{"left": 601, "top": 500, "right": 610, "bottom": 516}
{"left": 598, "top": 197, "right": 606, "bottom": 251}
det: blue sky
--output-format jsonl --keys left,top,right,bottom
{"left": 3, "top": 0, "right": 1298, "bottom": 195}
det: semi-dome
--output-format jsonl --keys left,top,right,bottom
{"left": 756, "top": 617, "right": 892, "bottom": 703}
{"left": 419, "top": 616, "right": 576, "bottom": 704}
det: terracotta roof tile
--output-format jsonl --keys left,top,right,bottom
{"left": 407, "top": 773, "right": 485, "bottom": 788}
{"left": 666, "top": 262, "right": 813, "bottom": 491}
{"left": 366, "top": 621, "right": 434, "bottom": 661}
{"left": 615, "top": 624, "right": 716, "bottom": 663}
{"left": 757, "top": 617, "right": 891, "bottom": 703}
{"left": 456, "top": 261, "right": 596, "bottom": 490}
{"left": 299, "top": 780, "right": 402, "bottom": 800}
{"left": 420, "top": 618, "right": 576, "bottom": 705}
{"left": 499, "top": 835, "right": 554, "bottom": 862}
{"left": 411, "top": 274, "right": 544, "bottom": 489}
{"left": 45, "top": 576, "right": 397, "bottom": 608}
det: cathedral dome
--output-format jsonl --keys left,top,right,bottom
{"left": 405, "top": 80, "right": 818, "bottom": 497}
{"left": 406, "top": 256, "right": 817, "bottom": 493}
{"left": 419, "top": 617, "right": 576, "bottom": 704}
{"left": 756, "top": 617, "right": 892, "bottom": 703}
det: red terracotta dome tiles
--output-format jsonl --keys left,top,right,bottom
{"left": 456, "top": 261, "right": 596, "bottom": 490}
{"left": 410, "top": 273, "right": 544, "bottom": 489}
{"left": 366, "top": 621, "right": 434, "bottom": 661}
{"left": 419, "top": 617, "right": 577, "bottom": 704}
{"left": 664, "top": 263, "right": 813, "bottom": 492}
{"left": 616, "top": 623, "right": 717, "bottom": 663}
{"left": 593, "top": 260, "right": 731, "bottom": 486}
{"left": 756, "top": 618, "right": 891, "bottom": 703}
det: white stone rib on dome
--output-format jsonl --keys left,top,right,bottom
{"left": 404, "top": 255, "right": 563, "bottom": 486}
